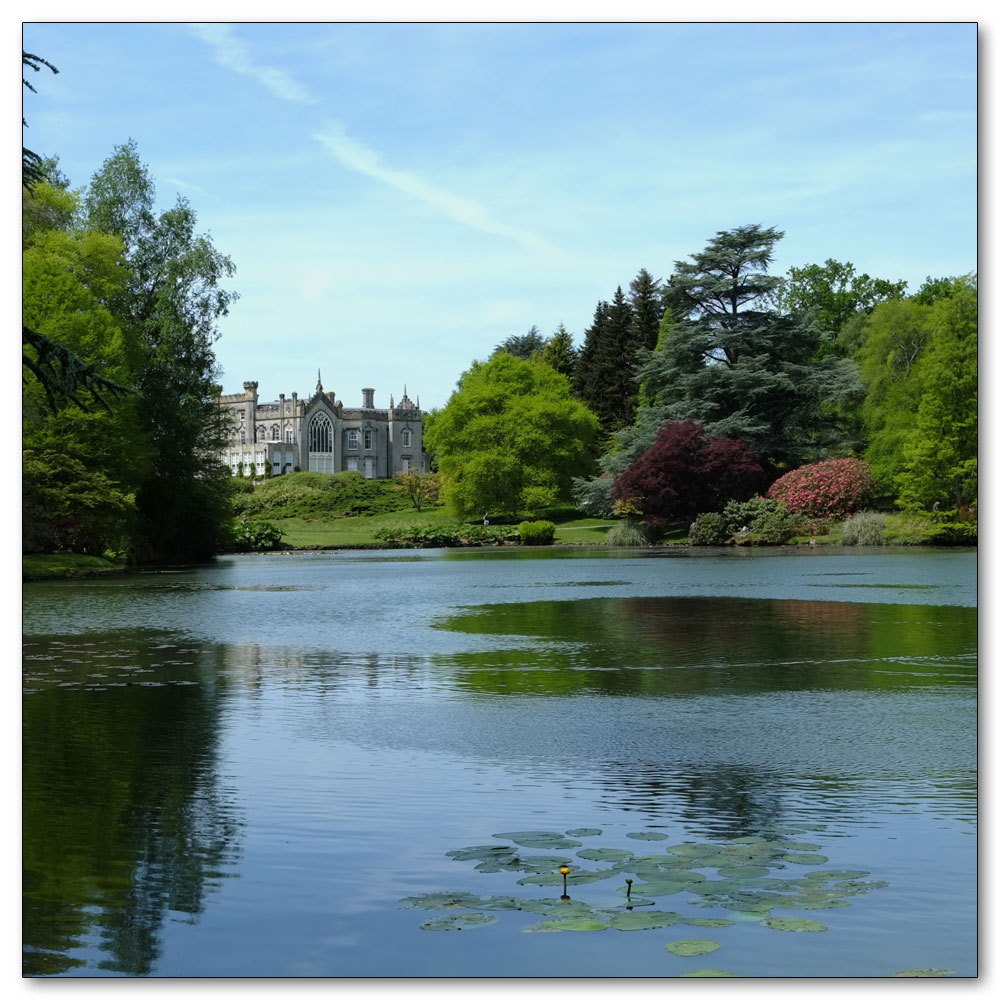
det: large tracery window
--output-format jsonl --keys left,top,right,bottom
{"left": 309, "top": 413, "right": 333, "bottom": 453}
{"left": 308, "top": 413, "right": 334, "bottom": 473}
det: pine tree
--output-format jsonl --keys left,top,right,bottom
{"left": 628, "top": 268, "right": 664, "bottom": 351}
{"left": 539, "top": 323, "right": 578, "bottom": 380}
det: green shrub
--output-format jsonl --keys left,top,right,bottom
{"left": 688, "top": 512, "right": 729, "bottom": 546}
{"left": 723, "top": 496, "right": 803, "bottom": 545}
{"left": 232, "top": 470, "right": 411, "bottom": 521}
{"left": 605, "top": 519, "right": 650, "bottom": 547}
{"left": 839, "top": 511, "right": 888, "bottom": 546}
{"left": 373, "top": 523, "right": 521, "bottom": 548}
{"left": 230, "top": 519, "right": 285, "bottom": 552}
{"left": 518, "top": 520, "right": 556, "bottom": 545}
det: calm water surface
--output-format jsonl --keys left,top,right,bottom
{"left": 22, "top": 547, "right": 977, "bottom": 977}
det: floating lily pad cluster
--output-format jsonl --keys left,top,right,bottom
{"left": 399, "top": 823, "right": 904, "bottom": 978}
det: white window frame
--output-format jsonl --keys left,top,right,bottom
{"left": 347, "top": 429, "right": 359, "bottom": 450}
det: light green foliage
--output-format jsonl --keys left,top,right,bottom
{"left": 896, "top": 278, "right": 977, "bottom": 512}
{"left": 518, "top": 520, "right": 556, "bottom": 545}
{"left": 857, "top": 276, "right": 977, "bottom": 512}
{"left": 426, "top": 354, "right": 599, "bottom": 518}
{"left": 232, "top": 471, "right": 410, "bottom": 520}
{"left": 839, "top": 511, "right": 888, "bottom": 546}
{"left": 605, "top": 519, "right": 649, "bottom": 547}
{"left": 775, "top": 258, "right": 907, "bottom": 341}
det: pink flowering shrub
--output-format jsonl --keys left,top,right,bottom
{"left": 767, "top": 458, "right": 874, "bottom": 519}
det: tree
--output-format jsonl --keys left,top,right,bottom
{"left": 638, "top": 225, "right": 864, "bottom": 470}
{"left": 22, "top": 186, "right": 153, "bottom": 554}
{"left": 895, "top": 277, "right": 977, "bottom": 513}
{"left": 425, "top": 353, "right": 599, "bottom": 518}
{"left": 395, "top": 471, "right": 441, "bottom": 511}
{"left": 628, "top": 267, "right": 664, "bottom": 351}
{"left": 612, "top": 420, "right": 764, "bottom": 521}
{"left": 22, "top": 51, "right": 58, "bottom": 191}
{"left": 775, "top": 259, "right": 907, "bottom": 343}
{"left": 493, "top": 325, "right": 544, "bottom": 360}
{"left": 539, "top": 323, "right": 578, "bottom": 380}
{"left": 83, "top": 141, "right": 238, "bottom": 562}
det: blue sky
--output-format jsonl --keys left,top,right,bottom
{"left": 21, "top": 20, "right": 978, "bottom": 412}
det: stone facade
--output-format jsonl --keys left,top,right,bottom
{"left": 216, "top": 373, "right": 426, "bottom": 479}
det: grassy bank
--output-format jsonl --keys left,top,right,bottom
{"left": 23, "top": 553, "right": 127, "bottom": 581}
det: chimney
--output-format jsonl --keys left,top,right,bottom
{"left": 362, "top": 387, "right": 375, "bottom": 409}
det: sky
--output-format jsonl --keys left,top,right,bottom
{"left": 20, "top": 18, "right": 978, "bottom": 412}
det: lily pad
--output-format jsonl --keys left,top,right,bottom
{"left": 420, "top": 912, "right": 499, "bottom": 931}
{"left": 778, "top": 853, "right": 829, "bottom": 866}
{"left": 774, "top": 840, "right": 821, "bottom": 851}
{"left": 518, "top": 868, "right": 617, "bottom": 887}
{"left": 683, "top": 918, "right": 734, "bottom": 928}
{"left": 493, "top": 831, "right": 583, "bottom": 850}
{"left": 519, "top": 898, "right": 596, "bottom": 918}
{"left": 595, "top": 909, "right": 683, "bottom": 931}
{"left": 577, "top": 848, "right": 635, "bottom": 863}
{"left": 779, "top": 896, "right": 851, "bottom": 910}
{"left": 681, "top": 969, "right": 738, "bottom": 977}
{"left": 446, "top": 845, "right": 517, "bottom": 862}
{"left": 667, "top": 843, "right": 724, "bottom": 860}
{"left": 666, "top": 939, "right": 720, "bottom": 957}
{"left": 401, "top": 891, "right": 496, "bottom": 911}
{"left": 616, "top": 880, "right": 686, "bottom": 897}
{"left": 762, "top": 917, "right": 827, "bottom": 932}
{"left": 891, "top": 968, "right": 956, "bottom": 977}
{"left": 565, "top": 828, "right": 602, "bottom": 837}
{"left": 717, "top": 865, "right": 772, "bottom": 879}
{"left": 626, "top": 831, "right": 670, "bottom": 841}
{"left": 524, "top": 918, "right": 609, "bottom": 932}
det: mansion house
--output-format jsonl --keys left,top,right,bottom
{"left": 216, "top": 373, "right": 426, "bottom": 478}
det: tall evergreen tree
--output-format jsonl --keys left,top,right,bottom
{"left": 493, "top": 325, "right": 545, "bottom": 360}
{"left": 628, "top": 268, "right": 664, "bottom": 351}
{"left": 573, "top": 299, "right": 610, "bottom": 413}
{"left": 539, "top": 323, "right": 578, "bottom": 380}
{"left": 639, "top": 224, "right": 863, "bottom": 471}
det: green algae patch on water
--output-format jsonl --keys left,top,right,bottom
{"left": 683, "top": 918, "right": 734, "bottom": 928}
{"left": 682, "top": 969, "right": 739, "bottom": 977}
{"left": 666, "top": 939, "right": 720, "bottom": 957}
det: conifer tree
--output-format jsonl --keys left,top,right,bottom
{"left": 539, "top": 323, "right": 578, "bottom": 380}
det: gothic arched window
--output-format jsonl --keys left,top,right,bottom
{"left": 309, "top": 413, "right": 333, "bottom": 453}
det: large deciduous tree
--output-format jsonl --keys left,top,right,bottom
{"left": 83, "top": 140, "right": 238, "bottom": 562}
{"left": 426, "top": 353, "right": 599, "bottom": 518}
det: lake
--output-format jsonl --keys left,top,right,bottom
{"left": 22, "top": 546, "right": 977, "bottom": 978}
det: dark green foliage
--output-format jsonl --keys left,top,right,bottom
{"left": 22, "top": 51, "right": 58, "bottom": 191}
{"left": 539, "top": 324, "right": 578, "bottom": 379}
{"left": 640, "top": 225, "right": 864, "bottom": 470}
{"left": 690, "top": 497, "right": 803, "bottom": 546}
{"left": 231, "top": 471, "right": 411, "bottom": 520}
{"left": 687, "top": 512, "right": 729, "bottom": 546}
{"left": 629, "top": 268, "right": 665, "bottom": 351}
{"left": 493, "top": 325, "right": 545, "bottom": 359}
{"left": 518, "top": 520, "right": 556, "bottom": 545}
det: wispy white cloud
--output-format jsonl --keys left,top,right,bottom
{"left": 190, "top": 22, "right": 317, "bottom": 105}
{"left": 312, "top": 123, "right": 563, "bottom": 258}
{"left": 190, "top": 23, "right": 562, "bottom": 258}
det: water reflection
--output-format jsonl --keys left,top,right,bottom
{"left": 433, "top": 596, "right": 977, "bottom": 697}
{"left": 22, "top": 633, "right": 242, "bottom": 975}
